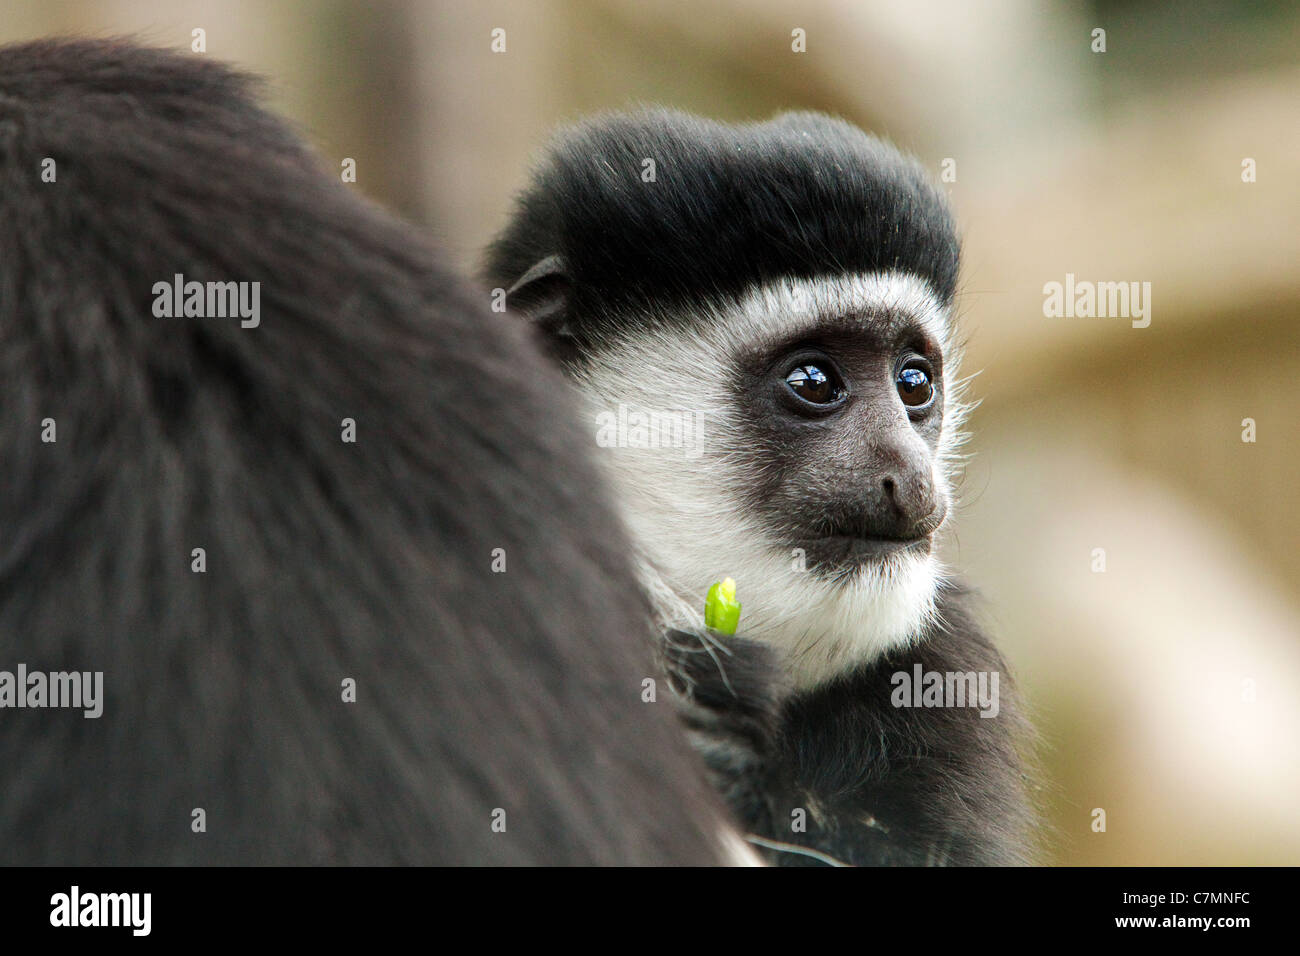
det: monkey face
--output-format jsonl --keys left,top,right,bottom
{"left": 735, "top": 298, "right": 949, "bottom": 581}
{"left": 573, "top": 271, "right": 968, "bottom": 688}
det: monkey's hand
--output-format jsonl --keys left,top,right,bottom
{"left": 662, "top": 627, "right": 788, "bottom": 838}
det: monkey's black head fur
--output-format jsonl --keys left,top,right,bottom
{"left": 485, "top": 109, "right": 960, "bottom": 348}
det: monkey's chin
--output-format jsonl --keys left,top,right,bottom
{"left": 730, "top": 545, "right": 941, "bottom": 690}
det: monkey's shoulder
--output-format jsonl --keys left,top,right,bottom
{"left": 770, "top": 585, "right": 1035, "bottom": 865}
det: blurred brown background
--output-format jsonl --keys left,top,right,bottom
{"left": 6, "top": 0, "right": 1296, "bottom": 865}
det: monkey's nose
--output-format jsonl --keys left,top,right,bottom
{"left": 878, "top": 472, "right": 944, "bottom": 539}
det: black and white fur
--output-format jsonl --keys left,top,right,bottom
{"left": 487, "top": 109, "right": 1036, "bottom": 865}
{"left": 0, "top": 41, "right": 739, "bottom": 865}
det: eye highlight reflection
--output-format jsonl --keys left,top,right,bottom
{"left": 785, "top": 363, "right": 844, "bottom": 406}
{"left": 896, "top": 363, "right": 934, "bottom": 409}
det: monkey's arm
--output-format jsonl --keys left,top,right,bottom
{"left": 662, "top": 628, "right": 786, "bottom": 844}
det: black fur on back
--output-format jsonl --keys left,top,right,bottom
{"left": 485, "top": 108, "right": 960, "bottom": 350}
{"left": 0, "top": 38, "right": 729, "bottom": 865}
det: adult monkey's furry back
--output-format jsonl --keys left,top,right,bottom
{"left": 0, "top": 38, "right": 731, "bottom": 864}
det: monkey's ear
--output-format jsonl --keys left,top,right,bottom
{"left": 506, "top": 254, "right": 574, "bottom": 343}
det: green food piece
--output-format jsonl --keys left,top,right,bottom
{"left": 704, "top": 577, "right": 741, "bottom": 635}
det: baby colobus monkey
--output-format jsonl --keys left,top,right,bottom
{"left": 0, "top": 41, "right": 735, "bottom": 865}
{"left": 488, "top": 110, "right": 1036, "bottom": 865}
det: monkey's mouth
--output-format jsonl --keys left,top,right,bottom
{"left": 799, "top": 533, "right": 931, "bottom": 574}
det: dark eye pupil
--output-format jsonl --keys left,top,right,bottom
{"left": 897, "top": 366, "right": 933, "bottom": 407}
{"left": 786, "top": 364, "right": 840, "bottom": 404}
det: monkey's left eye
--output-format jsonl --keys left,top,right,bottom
{"left": 785, "top": 363, "right": 845, "bottom": 406}
{"left": 896, "top": 362, "right": 935, "bottom": 409}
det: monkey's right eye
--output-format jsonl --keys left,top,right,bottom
{"left": 784, "top": 363, "right": 845, "bottom": 406}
